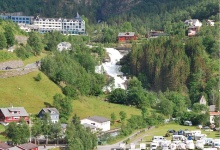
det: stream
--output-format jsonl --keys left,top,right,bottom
{"left": 95, "top": 48, "right": 128, "bottom": 91}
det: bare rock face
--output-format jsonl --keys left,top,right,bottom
{"left": 0, "top": 60, "right": 24, "bottom": 70}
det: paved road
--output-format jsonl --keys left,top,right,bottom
{"left": 97, "top": 127, "right": 152, "bottom": 150}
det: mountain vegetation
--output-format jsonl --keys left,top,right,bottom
{"left": 0, "top": 0, "right": 219, "bottom": 145}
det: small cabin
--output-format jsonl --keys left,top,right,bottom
{"left": 118, "top": 32, "right": 137, "bottom": 42}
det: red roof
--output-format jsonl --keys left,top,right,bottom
{"left": 210, "top": 112, "right": 220, "bottom": 116}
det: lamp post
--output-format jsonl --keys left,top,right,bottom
{"left": 29, "top": 113, "right": 32, "bottom": 143}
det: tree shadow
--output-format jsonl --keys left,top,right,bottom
{"left": 215, "top": 133, "right": 220, "bottom": 137}
{"left": 44, "top": 102, "right": 53, "bottom": 108}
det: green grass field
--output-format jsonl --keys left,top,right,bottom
{"left": 72, "top": 96, "right": 141, "bottom": 120}
{"left": 0, "top": 69, "right": 141, "bottom": 118}
{"left": 0, "top": 71, "right": 63, "bottom": 114}
{"left": 0, "top": 50, "right": 20, "bottom": 62}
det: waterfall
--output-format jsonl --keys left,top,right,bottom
{"left": 95, "top": 48, "right": 127, "bottom": 91}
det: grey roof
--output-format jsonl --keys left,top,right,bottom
{"left": 118, "top": 32, "right": 135, "bottom": 37}
{"left": 8, "top": 147, "right": 21, "bottom": 150}
{"left": 0, "top": 107, "right": 29, "bottom": 117}
{"left": 42, "top": 108, "right": 59, "bottom": 115}
{"left": 209, "top": 105, "right": 216, "bottom": 112}
{"left": 83, "top": 123, "right": 96, "bottom": 129}
{"left": 18, "top": 143, "right": 38, "bottom": 149}
{"left": 87, "top": 116, "right": 110, "bottom": 123}
{"left": 61, "top": 123, "right": 67, "bottom": 129}
{"left": 0, "top": 143, "right": 11, "bottom": 149}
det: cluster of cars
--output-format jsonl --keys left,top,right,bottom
{"left": 149, "top": 129, "right": 220, "bottom": 150}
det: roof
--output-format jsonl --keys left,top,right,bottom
{"left": 18, "top": 143, "right": 38, "bottom": 149}
{"left": 41, "top": 108, "right": 59, "bottom": 115}
{"left": 210, "top": 112, "right": 220, "bottom": 116}
{"left": 83, "top": 123, "right": 96, "bottom": 129}
{"left": 209, "top": 105, "right": 216, "bottom": 112}
{"left": 8, "top": 147, "right": 21, "bottom": 150}
{"left": 0, "top": 143, "right": 11, "bottom": 149}
{"left": 0, "top": 107, "right": 29, "bottom": 117}
{"left": 118, "top": 32, "right": 135, "bottom": 37}
{"left": 86, "top": 116, "right": 110, "bottom": 123}
{"left": 61, "top": 123, "right": 67, "bottom": 129}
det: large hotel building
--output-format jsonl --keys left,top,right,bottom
{"left": 0, "top": 12, "right": 85, "bottom": 35}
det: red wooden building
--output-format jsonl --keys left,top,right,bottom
{"left": 118, "top": 32, "right": 137, "bottom": 42}
{"left": 0, "top": 107, "right": 29, "bottom": 123}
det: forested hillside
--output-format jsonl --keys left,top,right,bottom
{"left": 0, "top": 0, "right": 219, "bottom": 29}
{"left": 0, "top": 0, "right": 219, "bottom": 128}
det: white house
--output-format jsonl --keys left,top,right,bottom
{"left": 57, "top": 42, "right": 71, "bottom": 52}
{"left": 207, "top": 20, "right": 215, "bottom": 26}
{"left": 184, "top": 19, "right": 202, "bottom": 27}
{"left": 209, "top": 105, "right": 220, "bottom": 124}
{"left": 184, "top": 19, "right": 202, "bottom": 36}
{"left": 80, "top": 116, "right": 110, "bottom": 132}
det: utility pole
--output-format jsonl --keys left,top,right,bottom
{"left": 29, "top": 113, "right": 32, "bottom": 143}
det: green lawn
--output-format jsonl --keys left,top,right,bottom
{"left": 0, "top": 50, "right": 20, "bottom": 62}
{"left": 0, "top": 70, "right": 63, "bottom": 114}
{"left": 72, "top": 96, "right": 141, "bottom": 120}
{"left": 0, "top": 125, "right": 7, "bottom": 142}
{"left": 0, "top": 69, "right": 141, "bottom": 119}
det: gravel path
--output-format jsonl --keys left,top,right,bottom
{"left": 0, "top": 61, "right": 39, "bottom": 78}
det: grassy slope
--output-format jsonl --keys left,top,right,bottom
{"left": 0, "top": 71, "right": 63, "bottom": 114}
{"left": 73, "top": 96, "right": 141, "bottom": 120}
{"left": 0, "top": 70, "right": 141, "bottom": 118}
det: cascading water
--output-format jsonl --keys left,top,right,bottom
{"left": 95, "top": 48, "right": 127, "bottom": 91}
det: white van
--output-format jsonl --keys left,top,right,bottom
{"left": 152, "top": 136, "right": 165, "bottom": 141}
{"left": 185, "top": 140, "right": 195, "bottom": 150}
{"left": 184, "top": 121, "right": 192, "bottom": 126}
{"left": 172, "top": 135, "right": 186, "bottom": 141}
{"left": 195, "top": 140, "right": 205, "bottom": 149}
{"left": 191, "top": 130, "right": 201, "bottom": 135}
{"left": 203, "top": 138, "right": 213, "bottom": 146}
{"left": 194, "top": 133, "right": 207, "bottom": 140}
{"left": 212, "top": 139, "right": 220, "bottom": 148}
{"left": 150, "top": 142, "right": 159, "bottom": 150}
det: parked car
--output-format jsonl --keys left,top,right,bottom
{"left": 184, "top": 121, "right": 192, "bottom": 126}
{"left": 167, "top": 129, "right": 176, "bottom": 133}
{"left": 203, "top": 126, "right": 210, "bottom": 129}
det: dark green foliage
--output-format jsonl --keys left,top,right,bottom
{"left": 62, "top": 86, "right": 78, "bottom": 99}
{"left": 110, "top": 113, "right": 116, "bottom": 125}
{"left": 44, "top": 31, "right": 63, "bottom": 51}
{"left": 0, "top": 32, "right": 7, "bottom": 49}
{"left": 34, "top": 73, "right": 42, "bottom": 81}
{"left": 27, "top": 32, "right": 43, "bottom": 56}
{"left": 41, "top": 46, "right": 105, "bottom": 96}
{"left": 192, "top": 103, "right": 208, "bottom": 113}
{"left": 108, "top": 88, "right": 127, "bottom": 104}
{"left": 53, "top": 94, "right": 73, "bottom": 122}
{"left": 15, "top": 46, "right": 32, "bottom": 60}
{"left": 119, "top": 111, "right": 127, "bottom": 123}
{"left": 4, "top": 26, "right": 15, "bottom": 47}
{"left": 66, "top": 114, "right": 97, "bottom": 150}
{"left": 6, "top": 119, "right": 30, "bottom": 144}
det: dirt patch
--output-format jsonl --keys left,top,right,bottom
{"left": 0, "top": 68, "right": 38, "bottom": 78}
{"left": 0, "top": 60, "right": 24, "bottom": 70}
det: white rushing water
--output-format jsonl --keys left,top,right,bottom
{"left": 96, "top": 48, "right": 127, "bottom": 91}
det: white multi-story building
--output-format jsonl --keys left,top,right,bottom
{"left": 32, "top": 13, "right": 85, "bottom": 35}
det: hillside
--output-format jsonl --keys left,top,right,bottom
{"left": 0, "top": 70, "right": 140, "bottom": 118}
